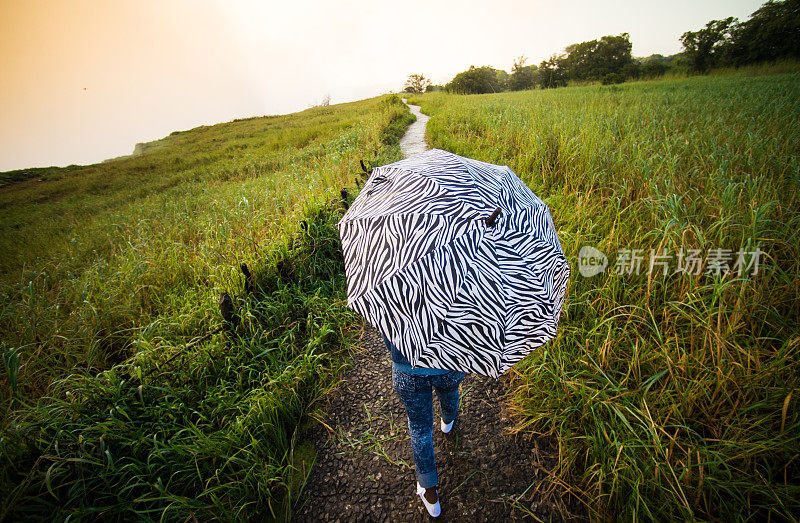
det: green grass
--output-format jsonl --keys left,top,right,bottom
{"left": 0, "top": 94, "right": 414, "bottom": 519}
{"left": 409, "top": 66, "right": 800, "bottom": 520}
{"left": 0, "top": 95, "right": 409, "bottom": 403}
{"left": 3, "top": 63, "right": 798, "bottom": 520}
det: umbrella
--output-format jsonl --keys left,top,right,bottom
{"left": 337, "top": 149, "right": 570, "bottom": 377}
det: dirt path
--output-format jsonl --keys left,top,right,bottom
{"left": 294, "top": 326, "right": 557, "bottom": 522}
{"left": 293, "top": 102, "right": 561, "bottom": 521}
{"left": 399, "top": 100, "right": 430, "bottom": 157}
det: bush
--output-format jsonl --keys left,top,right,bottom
{"left": 602, "top": 72, "right": 625, "bottom": 84}
{"left": 445, "top": 66, "right": 506, "bottom": 94}
{"left": 378, "top": 96, "right": 416, "bottom": 146}
{"left": 642, "top": 60, "right": 671, "bottom": 78}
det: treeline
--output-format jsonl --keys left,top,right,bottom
{"left": 440, "top": 33, "right": 671, "bottom": 94}
{"left": 680, "top": 0, "right": 800, "bottom": 72}
{"left": 423, "top": 0, "right": 798, "bottom": 94}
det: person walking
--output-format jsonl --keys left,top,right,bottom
{"left": 338, "top": 150, "right": 569, "bottom": 516}
{"left": 382, "top": 334, "right": 465, "bottom": 518}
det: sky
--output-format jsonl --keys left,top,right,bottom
{"left": 0, "top": 0, "right": 766, "bottom": 172}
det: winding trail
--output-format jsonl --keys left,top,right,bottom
{"left": 399, "top": 100, "right": 430, "bottom": 157}
{"left": 293, "top": 101, "right": 560, "bottom": 522}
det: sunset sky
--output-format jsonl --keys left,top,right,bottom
{"left": 0, "top": 0, "right": 765, "bottom": 172}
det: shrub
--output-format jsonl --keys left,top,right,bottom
{"left": 602, "top": 72, "right": 625, "bottom": 84}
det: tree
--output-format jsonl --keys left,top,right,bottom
{"left": 445, "top": 66, "right": 506, "bottom": 94}
{"left": 538, "top": 55, "right": 567, "bottom": 88}
{"left": 404, "top": 74, "right": 431, "bottom": 93}
{"left": 639, "top": 54, "right": 677, "bottom": 78}
{"left": 560, "top": 33, "right": 634, "bottom": 81}
{"left": 495, "top": 69, "right": 510, "bottom": 91}
{"left": 680, "top": 17, "right": 738, "bottom": 72}
{"left": 728, "top": 0, "right": 800, "bottom": 65}
{"left": 680, "top": 0, "right": 800, "bottom": 70}
{"left": 595, "top": 34, "right": 635, "bottom": 77}
{"left": 509, "top": 55, "right": 539, "bottom": 90}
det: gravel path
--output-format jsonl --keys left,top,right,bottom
{"left": 399, "top": 100, "right": 430, "bottom": 157}
{"left": 293, "top": 101, "right": 568, "bottom": 521}
{"left": 293, "top": 326, "right": 558, "bottom": 521}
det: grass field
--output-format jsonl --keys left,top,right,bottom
{"left": 0, "top": 94, "right": 413, "bottom": 519}
{"left": 408, "top": 66, "right": 800, "bottom": 520}
{"left": 2, "top": 66, "right": 799, "bottom": 521}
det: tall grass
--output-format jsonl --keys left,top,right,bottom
{"left": 410, "top": 69, "right": 800, "bottom": 520}
{"left": 0, "top": 94, "right": 414, "bottom": 519}
{"left": 0, "top": 95, "right": 409, "bottom": 406}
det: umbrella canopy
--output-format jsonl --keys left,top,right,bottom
{"left": 337, "top": 149, "right": 570, "bottom": 377}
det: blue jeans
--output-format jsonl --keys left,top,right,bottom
{"left": 392, "top": 367, "right": 466, "bottom": 488}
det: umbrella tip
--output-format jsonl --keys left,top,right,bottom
{"left": 485, "top": 207, "right": 502, "bottom": 227}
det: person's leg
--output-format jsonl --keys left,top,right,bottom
{"left": 392, "top": 367, "right": 437, "bottom": 489}
{"left": 432, "top": 371, "right": 466, "bottom": 425}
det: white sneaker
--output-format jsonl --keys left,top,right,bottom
{"left": 441, "top": 418, "right": 454, "bottom": 434}
{"left": 416, "top": 482, "right": 441, "bottom": 517}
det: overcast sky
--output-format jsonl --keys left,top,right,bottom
{"left": 0, "top": 0, "right": 765, "bottom": 172}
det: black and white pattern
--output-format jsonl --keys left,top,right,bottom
{"left": 338, "top": 149, "right": 570, "bottom": 377}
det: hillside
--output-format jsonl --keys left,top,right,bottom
{"left": 0, "top": 94, "right": 414, "bottom": 519}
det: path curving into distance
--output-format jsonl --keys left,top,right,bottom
{"left": 293, "top": 100, "right": 565, "bottom": 522}
{"left": 399, "top": 99, "right": 430, "bottom": 157}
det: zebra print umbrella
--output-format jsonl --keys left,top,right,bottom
{"left": 337, "top": 149, "right": 570, "bottom": 377}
